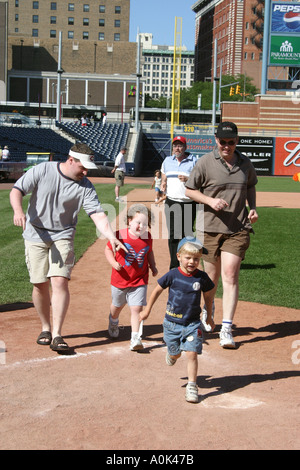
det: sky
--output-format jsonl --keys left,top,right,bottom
{"left": 129, "top": 0, "right": 196, "bottom": 50}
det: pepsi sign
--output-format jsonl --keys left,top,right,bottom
{"left": 272, "top": 2, "right": 300, "bottom": 33}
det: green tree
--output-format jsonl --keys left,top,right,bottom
{"left": 145, "top": 74, "right": 258, "bottom": 110}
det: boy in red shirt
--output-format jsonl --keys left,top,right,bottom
{"left": 105, "top": 204, "right": 158, "bottom": 350}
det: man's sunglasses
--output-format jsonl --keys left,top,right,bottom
{"left": 218, "top": 139, "right": 236, "bottom": 146}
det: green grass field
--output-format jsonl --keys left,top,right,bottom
{"left": 256, "top": 176, "right": 300, "bottom": 192}
{"left": 0, "top": 176, "right": 299, "bottom": 309}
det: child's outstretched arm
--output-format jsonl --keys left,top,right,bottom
{"left": 140, "top": 283, "right": 164, "bottom": 321}
{"left": 104, "top": 244, "right": 122, "bottom": 271}
{"left": 203, "top": 290, "right": 215, "bottom": 331}
{"left": 148, "top": 251, "right": 158, "bottom": 277}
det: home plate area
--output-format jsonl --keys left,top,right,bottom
{"left": 0, "top": 187, "right": 299, "bottom": 450}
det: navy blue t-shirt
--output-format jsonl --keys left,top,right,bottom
{"left": 157, "top": 267, "right": 214, "bottom": 325}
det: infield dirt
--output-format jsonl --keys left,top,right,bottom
{"left": 0, "top": 179, "right": 299, "bottom": 450}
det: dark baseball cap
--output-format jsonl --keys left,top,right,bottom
{"left": 215, "top": 121, "right": 238, "bottom": 139}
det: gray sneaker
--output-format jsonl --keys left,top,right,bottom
{"left": 166, "top": 352, "right": 177, "bottom": 366}
{"left": 108, "top": 314, "right": 119, "bottom": 338}
{"left": 185, "top": 383, "right": 199, "bottom": 403}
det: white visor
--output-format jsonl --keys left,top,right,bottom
{"left": 69, "top": 150, "right": 98, "bottom": 169}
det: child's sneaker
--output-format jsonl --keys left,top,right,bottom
{"left": 185, "top": 383, "right": 199, "bottom": 403}
{"left": 219, "top": 326, "right": 236, "bottom": 348}
{"left": 108, "top": 314, "right": 119, "bottom": 338}
{"left": 166, "top": 352, "right": 177, "bottom": 366}
{"left": 130, "top": 336, "right": 144, "bottom": 351}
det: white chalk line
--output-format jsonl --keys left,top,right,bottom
{"left": 1, "top": 341, "right": 161, "bottom": 370}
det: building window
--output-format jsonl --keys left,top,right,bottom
{"left": 15, "top": 28, "right": 19, "bottom": 32}
{"left": 33, "top": 1, "right": 39, "bottom": 9}
{"left": 15, "top": 0, "right": 19, "bottom": 6}
{"left": 99, "top": 5, "right": 105, "bottom": 13}
{"left": 68, "top": 3, "right": 74, "bottom": 11}
{"left": 98, "top": 32, "right": 105, "bottom": 41}
{"left": 83, "top": 4, "right": 89, "bottom": 12}
{"left": 83, "top": 31, "right": 89, "bottom": 39}
{"left": 114, "top": 33, "right": 120, "bottom": 41}
{"left": 32, "top": 15, "right": 39, "bottom": 23}
{"left": 15, "top": 14, "right": 19, "bottom": 21}
{"left": 83, "top": 18, "right": 89, "bottom": 26}
{"left": 99, "top": 19, "right": 105, "bottom": 27}
{"left": 32, "top": 29, "right": 38, "bottom": 37}
{"left": 115, "top": 6, "right": 121, "bottom": 14}
{"left": 51, "top": 2, "right": 57, "bottom": 10}
{"left": 50, "top": 16, "right": 56, "bottom": 24}
{"left": 68, "top": 17, "right": 74, "bottom": 25}
{"left": 115, "top": 20, "right": 120, "bottom": 27}
{"left": 50, "top": 30, "right": 56, "bottom": 38}
{"left": 68, "top": 31, "right": 74, "bottom": 39}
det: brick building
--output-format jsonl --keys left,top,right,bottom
{"left": 192, "top": 0, "right": 266, "bottom": 88}
{"left": 1, "top": 0, "right": 139, "bottom": 115}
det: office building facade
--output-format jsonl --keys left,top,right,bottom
{"left": 140, "top": 33, "right": 194, "bottom": 100}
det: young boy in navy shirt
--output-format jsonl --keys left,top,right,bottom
{"left": 140, "top": 236, "right": 215, "bottom": 403}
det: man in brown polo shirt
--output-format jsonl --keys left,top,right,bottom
{"left": 185, "top": 122, "right": 258, "bottom": 349}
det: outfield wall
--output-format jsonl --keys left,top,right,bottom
{"left": 182, "top": 134, "right": 299, "bottom": 176}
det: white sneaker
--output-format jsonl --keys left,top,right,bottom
{"left": 219, "top": 326, "right": 236, "bottom": 349}
{"left": 185, "top": 383, "right": 199, "bottom": 403}
{"left": 130, "top": 336, "right": 144, "bottom": 351}
{"left": 201, "top": 301, "right": 215, "bottom": 332}
{"left": 115, "top": 197, "right": 123, "bottom": 202}
{"left": 108, "top": 314, "right": 119, "bottom": 338}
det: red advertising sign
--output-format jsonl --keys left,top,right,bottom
{"left": 274, "top": 137, "right": 300, "bottom": 175}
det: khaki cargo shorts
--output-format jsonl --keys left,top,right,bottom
{"left": 25, "top": 239, "right": 75, "bottom": 284}
{"left": 201, "top": 230, "right": 250, "bottom": 263}
{"left": 115, "top": 170, "right": 125, "bottom": 187}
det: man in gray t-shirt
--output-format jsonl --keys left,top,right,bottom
{"left": 10, "top": 143, "right": 125, "bottom": 353}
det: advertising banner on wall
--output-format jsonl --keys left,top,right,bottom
{"left": 274, "top": 137, "right": 300, "bottom": 176}
{"left": 270, "top": 2, "right": 300, "bottom": 66}
{"left": 185, "top": 135, "right": 215, "bottom": 159}
{"left": 182, "top": 132, "right": 299, "bottom": 176}
{"left": 237, "top": 137, "right": 274, "bottom": 175}
{"left": 271, "top": 2, "right": 300, "bottom": 33}
{"left": 270, "top": 35, "right": 300, "bottom": 65}
{"left": 184, "top": 134, "right": 274, "bottom": 175}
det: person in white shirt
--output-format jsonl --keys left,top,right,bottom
{"left": 161, "top": 136, "right": 197, "bottom": 269}
{"left": 111, "top": 147, "right": 127, "bottom": 202}
{"left": 2, "top": 146, "right": 10, "bottom": 161}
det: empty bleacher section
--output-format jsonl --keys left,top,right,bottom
{"left": 0, "top": 126, "right": 72, "bottom": 162}
{"left": 0, "top": 119, "right": 171, "bottom": 177}
{"left": 57, "top": 121, "right": 129, "bottom": 162}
